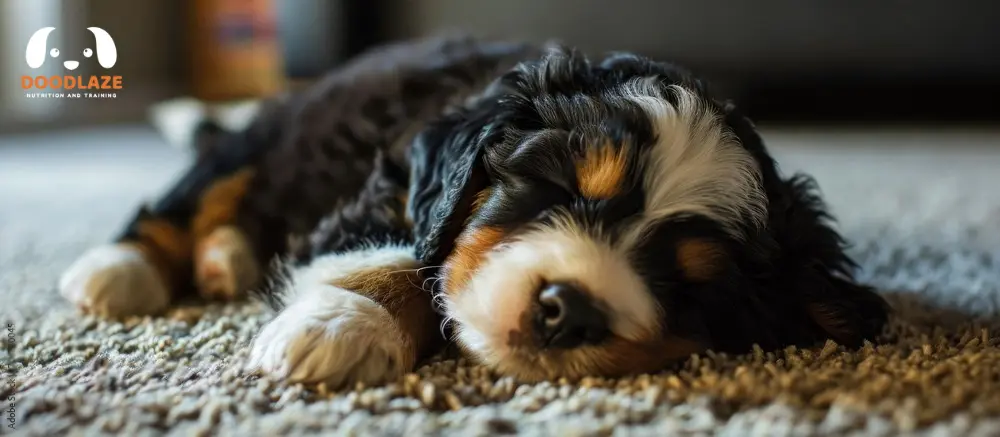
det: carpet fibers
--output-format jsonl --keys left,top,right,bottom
{"left": 3, "top": 126, "right": 1000, "bottom": 436}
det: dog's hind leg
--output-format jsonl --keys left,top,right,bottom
{"left": 188, "top": 167, "right": 262, "bottom": 302}
{"left": 59, "top": 121, "right": 267, "bottom": 318}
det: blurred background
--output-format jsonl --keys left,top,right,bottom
{"left": 1, "top": 0, "right": 999, "bottom": 246}
{"left": 1, "top": 0, "right": 997, "bottom": 133}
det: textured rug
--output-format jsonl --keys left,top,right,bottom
{"left": 3, "top": 125, "right": 1000, "bottom": 436}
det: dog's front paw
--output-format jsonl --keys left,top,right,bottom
{"left": 59, "top": 244, "right": 171, "bottom": 318}
{"left": 246, "top": 285, "right": 408, "bottom": 388}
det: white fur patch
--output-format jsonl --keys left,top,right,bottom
{"left": 246, "top": 244, "right": 417, "bottom": 387}
{"left": 59, "top": 244, "right": 170, "bottom": 318}
{"left": 446, "top": 220, "right": 659, "bottom": 363}
{"left": 245, "top": 283, "right": 406, "bottom": 387}
{"left": 620, "top": 79, "right": 766, "bottom": 243}
{"left": 275, "top": 243, "right": 417, "bottom": 305}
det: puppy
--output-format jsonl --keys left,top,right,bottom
{"left": 59, "top": 36, "right": 890, "bottom": 388}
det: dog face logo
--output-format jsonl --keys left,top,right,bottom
{"left": 25, "top": 27, "right": 117, "bottom": 71}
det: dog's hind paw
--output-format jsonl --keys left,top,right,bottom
{"left": 59, "top": 244, "right": 171, "bottom": 318}
{"left": 195, "top": 225, "right": 259, "bottom": 301}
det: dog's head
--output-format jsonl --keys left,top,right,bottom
{"left": 409, "top": 47, "right": 889, "bottom": 381}
{"left": 26, "top": 27, "right": 117, "bottom": 70}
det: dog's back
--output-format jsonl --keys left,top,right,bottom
{"left": 189, "top": 36, "right": 542, "bottom": 261}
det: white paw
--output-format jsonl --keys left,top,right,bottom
{"left": 195, "top": 225, "right": 259, "bottom": 301}
{"left": 246, "top": 284, "right": 408, "bottom": 388}
{"left": 59, "top": 244, "right": 170, "bottom": 318}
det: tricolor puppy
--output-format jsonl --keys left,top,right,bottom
{"left": 59, "top": 36, "right": 889, "bottom": 387}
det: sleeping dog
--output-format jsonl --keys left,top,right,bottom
{"left": 59, "top": 36, "right": 889, "bottom": 387}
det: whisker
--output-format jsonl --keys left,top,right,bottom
{"left": 430, "top": 291, "right": 455, "bottom": 340}
{"left": 439, "top": 316, "right": 453, "bottom": 340}
{"left": 422, "top": 274, "right": 447, "bottom": 293}
{"left": 383, "top": 264, "right": 442, "bottom": 276}
{"left": 404, "top": 275, "right": 422, "bottom": 290}
{"left": 428, "top": 277, "right": 444, "bottom": 293}
{"left": 383, "top": 267, "right": 421, "bottom": 275}
{"left": 431, "top": 292, "right": 448, "bottom": 308}
{"left": 382, "top": 264, "right": 444, "bottom": 290}
{"left": 421, "top": 276, "right": 436, "bottom": 292}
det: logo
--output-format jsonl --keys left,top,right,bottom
{"left": 26, "top": 27, "right": 117, "bottom": 70}
{"left": 20, "top": 27, "right": 123, "bottom": 99}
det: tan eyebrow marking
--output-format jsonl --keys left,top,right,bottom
{"left": 676, "top": 238, "right": 726, "bottom": 282}
{"left": 576, "top": 143, "right": 628, "bottom": 199}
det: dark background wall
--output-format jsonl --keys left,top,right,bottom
{"left": 376, "top": 0, "right": 999, "bottom": 122}
{"left": 384, "top": 0, "right": 997, "bottom": 76}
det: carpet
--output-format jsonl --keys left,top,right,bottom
{"left": 3, "top": 125, "right": 1000, "bottom": 436}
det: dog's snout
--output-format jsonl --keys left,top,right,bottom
{"left": 537, "top": 282, "right": 609, "bottom": 348}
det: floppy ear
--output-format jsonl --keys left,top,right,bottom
{"left": 87, "top": 27, "right": 117, "bottom": 68}
{"left": 408, "top": 103, "right": 500, "bottom": 266}
{"left": 26, "top": 27, "right": 55, "bottom": 69}
{"left": 720, "top": 100, "right": 889, "bottom": 347}
{"left": 776, "top": 174, "right": 890, "bottom": 347}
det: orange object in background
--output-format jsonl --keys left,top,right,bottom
{"left": 188, "top": 0, "right": 287, "bottom": 102}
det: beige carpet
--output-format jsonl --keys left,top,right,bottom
{"left": 3, "top": 125, "right": 1000, "bottom": 436}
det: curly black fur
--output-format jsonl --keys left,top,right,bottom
{"left": 405, "top": 45, "right": 890, "bottom": 354}
{"left": 124, "top": 36, "right": 889, "bottom": 362}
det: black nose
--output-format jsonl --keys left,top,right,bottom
{"left": 537, "top": 282, "right": 610, "bottom": 348}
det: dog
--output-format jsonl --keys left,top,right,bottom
{"left": 59, "top": 36, "right": 890, "bottom": 387}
